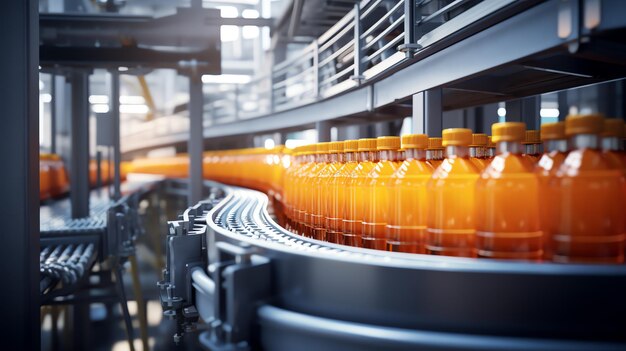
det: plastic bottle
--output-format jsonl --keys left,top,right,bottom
{"left": 602, "top": 118, "right": 626, "bottom": 170}
{"left": 469, "top": 133, "right": 489, "bottom": 170}
{"left": 535, "top": 122, "right": 568, "bottom": 258}
{"left": 302, "top": 143, "right": 328, "bottom": 237}
{"left": 344, "top": 138, "right": 378, "bottom": 246}
{"left": 550, "top": 114, "right": 625, "bottom": 263}
{"left": 314, "top": 141, "right": 344, "bottom": 241}
{"left": 328, "top": 140, "right": 359, "bottom": 244}
{"left": 523, "top": 130, "right": 542, "bottom": 161}
{"left": 293, "top": 145, "right": 316, "bottom": 234}
{"left": 475, "top": 122, "right": 542, "bottom": 260}
{"left": 362, "top": 136, "right": 401, "bottom": 250}
{"left": 283, "top": 146, "right": 302, "bottom": 230}
{"left": 426, "top": 128, "right": 480, "bottom": 257}
{"left": 426, "top": 137, "right": 444, "bottom": 168}
{"left": 387, "top": 134, "right": 433, "bottom": 253}
{"left": 486, "top": 136, "right": 496, "bottom": 158}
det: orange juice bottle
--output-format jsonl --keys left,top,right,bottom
{"left": 426, "top": 128, "right": 480, "bottom": 257}
{"left": 362, "top": 136, "right": 401, "bottom": 250}
{"left": 550, "top": 114, "right": 625, "bottom": 263}
{"left": 314, "top": 141, "right": 344, "bottom": 241}
{"left": 469, "top": 133, "right": 489, "bottom": 170}
{"left": 426, "top": 137, "right": 444, "bottom": 168}
{"left": 535, "top": 122, "right": 568, "bottom": 257}
{"left": 475, "top": 122, "right": 542, "bottom": 260}
{"left": 283, "top": 146, "right": 302, "bottom": 230}
{"left": 602, "top": 118, "right": 626, "bottom": 170}
{"left": 328, "top": 140, "right": 359, "bottom": 244}
{"left": 344, "top": 138, "right": 378, "bottom": 247}
{"left": 305, "top": 142, "right": 330, "bottom": 238}
{"left": 523, "top": 130, "right": 542, "bottom": 161}
{"left": 387, "top": 134, "right": 433, "bottom": 253}
{"left": 486, "top": 136, "right": 496, "bottom": 158}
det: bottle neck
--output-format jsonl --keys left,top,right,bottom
{"left": 544, "top": 140, "right": 568, "bottom": 153}
{"left": 469, "top": 146, "right": 487, "bottom": 158}
{"left": 329, "top": 153, "right": 339, "bottom": 163}
{"left": 497, "top": 141, "right": 523, "bottom": 154}
{"left": 524, "top": 143, "right": 541, "bottom": 155}
{"left": 405, "top": 148, "right": 426, "bottom": 160}
{"left": 602, "top": 137, "right": 621, "bottom": 151}
{"left": 359, "top": 150, "right": 379, "bottom": 162}
{"left": 571, "top": 134, "right": 599, "bottom": 149}
{"left": 426, "top": 149, "right": 444, "bottom": 160}
{"left": 487, "top": 148, "right": 496, "bottom": 157}
{"left": 345, "top": 152, "right": 356, "bottom": 162}
{"left": 446, "top": 146, "right": 469, "bottom": 158}
{"left": 379, "top": 150, "right": 399, "bottom": 161}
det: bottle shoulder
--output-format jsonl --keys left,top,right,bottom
{"left": 431, "top": 156, "right": 480, "bottom": 179}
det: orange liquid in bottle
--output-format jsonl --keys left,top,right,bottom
{"left": 283, "top": 146, "right": 304, "bottom": 231}
{"left": 475, "top": 122, "right": 542, "bottom": 260}
{"left": 426, "top": 137, "right": 444, "bottom": 169}
{"left": 344, "top": 138, "right": 378, "bottom": 247}
{"left": 327, "top": 140, "right": 359, "bottom": 244}
{"left": 469, "top": 133, "right": 489, "bottom": 171}
{"left": 315, "top": 142, "right": 344, "bottom": 241}
{"left": 535, "top": 122, "right": 568, "bottom": 258}
{"left": 387, "top": 134, "right": 433, "bottom": 253}
{"left": 293, "top": 145, "right": 316, "bottom": 235}
{"left": 550, "top": 114, "right": 625, "bottom": 263}
{"left": 303, "top": 143, "right": 328, "bottom": 237}
{"left": 362, "top": 136, "right": 401, "bottom": 250}
{"left": 426, "top": 128, "right": 480, "bottom": 257}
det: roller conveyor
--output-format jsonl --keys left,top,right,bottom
{"left": 160, "top": 182, "right": 626, "bottom": 351}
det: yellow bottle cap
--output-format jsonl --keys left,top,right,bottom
{"left": 492, "top": 122, "right": 526, "bottom": 143}
{"left": 523, "top": 130, "right": 541, "bottom": 145}
{"left": 344, "top": 140, "right": 359, "bottom": 152}
{"left": 316, "top": 142, "right": 330, "bottom": 154}
{"left": 603, "top": 118, "right": 625, "bottom": 138}
{"left": 442, "top": 128, "right": 472, "bottom": 146}
{"left": 358, "top": 138, "right": 378, "bottom": 151}
{"left": 487, "top": 136, "right": 495, "bottom": 148}
{"left": 427, "top": 137, "right": 443, "bottom": 150}
{"left": 376, "top": 136, "right": 400, "bottom": 150}
{"left": 401, "top": 134, "right": 428, "bottom": 149}
{"left": 328, "top": 141, "right": 344, "bottom": 153}
{"left": 565, "top": 114, "right": 604, "bottom": 136}
{"left": 470, "top": 133, "right": 488, "bottom": 147}
{"left": 540, "top": 122, "right": 565, "bottom": 141}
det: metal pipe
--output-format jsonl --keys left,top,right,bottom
{"left": 111, "top": 70, "right": 121, "bottom": 200}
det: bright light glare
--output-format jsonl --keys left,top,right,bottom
{"left": 40, "top": 93, "right": 52, "bottom": 103}
{"left": 120, "top": 95, "right": 146, "bottom": 105}
{"left": 264, "top": 138, "right": 275, "bottom": 149}
{"left": 89, "top": 95, "right": 109, "bottom": 104}
{"left": 217, "top": 6, "right": 238, "bottom": 18}
{"left": 242, "top": 101, "right": 258, "bottom": 111}
{"left": 92, "top": 104, "right": 110, "bottom": 113}
{"left": 242, "top": 26, "right": 259, "bottom": 39}
{"left": 202, "top": 74, "right": 251, "bottom": 84}
{"left": 221, "top": 25, "right": 239, "bottom": 42}
{"left": 285, "top": 139, "right": 310, "bottom": 149}
{"left": 540, "top": 108, "right": 559, "bottom": 118}
{"left": 120, "top": 104, "right": 149, "bottom": 114}
{"left": 497, "top": 107, "right": 506, "bottom": 117}
{"left": 242, "top": 9, "right": 259, "bottom": 18}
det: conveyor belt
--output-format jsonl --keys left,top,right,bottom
{"left": 40, "top": 243, "right": 97, "bottom": 295}
{"left": 184, "top": 183, "right": 626, "bottom": 351}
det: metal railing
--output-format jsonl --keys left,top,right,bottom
{"left": 121, "top": 0, "right": 513, "bottom": 149}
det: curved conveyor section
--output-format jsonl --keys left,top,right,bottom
{"left": 199, "top": 183, "right": 626, "bottom": 351}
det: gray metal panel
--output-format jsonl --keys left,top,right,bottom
{"left": 0, "top": 1, "right": 40, "bottom": 349}
{"left": 70, "top": 70, "right": 90, "bottom": 218}
{"left": 188, "top": 76, "right": 204, "bottom": 206}
{"left": 111, "top": 71, "right": 121, "bottom": 200}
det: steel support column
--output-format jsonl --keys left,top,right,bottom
{"left": 0, "top": 1, "right": 40, "bottom": 349}
{"left": 70, "top": 70, "right": 91, "bottom": 218}
{"left": 111, "top": 71, "right": 121, "bottom": 200}
{"left": 316, "top": 121, "right": 332, "bottom": 142}
{"left": 50, "top": 74, "right": 57, "bottom": 153}
{"left": 412, "top": 89, "right": 442, "bottom": 136}
{"left": 188, "top": 75, "right": 204, "bottom": 206}
{"left": 505, "top": 96, "right": 541, "bottom": 129}
{"left": 558, "top": 90, "right": 569, "bottom": 121}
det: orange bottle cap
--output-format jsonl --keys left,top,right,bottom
{"left": 401, "top": 134, "right": 428, "bottom": 149}
{"left": 328, "top": 141, "right": 344, "bottom": 153}
{"left": 442, "top": 128, "right": 472, "bottom": 146}
{"left": 344, "top": 140, "right": 359, "bottom": 152}
{"left": 470, "top": 133, "right": 488, "bottom": 147}
{"left": 358, "top": 138, "right": 378, "bottom": 151}
{"left": 565, "top": 114, "right": 604, "bottom": 136}
{"left": 492, "top": 122, "right": 525, "bottom": 143}
{"left": 540, "top": 122, "right": 565, "bottom": 141}
{"left": 377, "top": 136, "right": 401, "bottom": 150}
{"left": 487, "top": 136, "right": 495, "bottom": 148}
{"left": 316, "top": 142, "right": 331, "bottom": 154}
{"left": 603, "top": 118, "right": 625, "bottom": 138}
{"left": 523, "top": 130, "right": 541, "bottom": 144}
{"left": 427, "top": 137, "right": 443, "bottom": 150}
